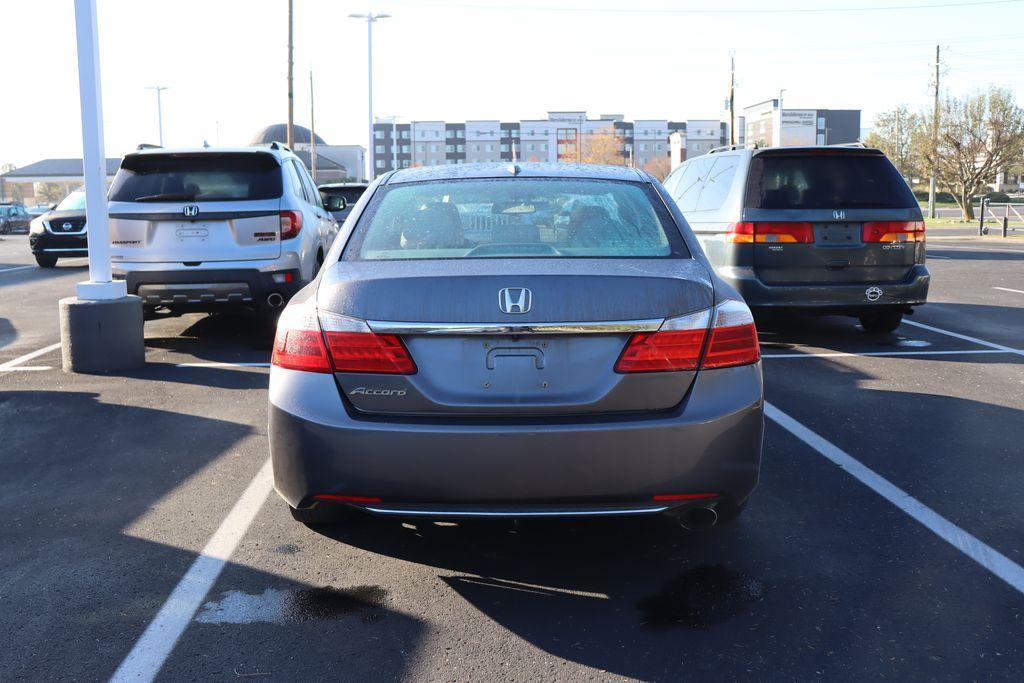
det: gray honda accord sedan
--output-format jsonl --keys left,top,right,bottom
{"left": 269, "top": 162, "right": 764, "bottom": 529}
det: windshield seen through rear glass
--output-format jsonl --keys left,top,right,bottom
{"left": 744, "top": 153, "right": 917, "bottom": 210}
{"left": 344, "top": 178, "right": 687, "bottom": 260}
{"left": 109, "top": 153, "right": 283, "bottom": 202}
{"left": 55, "top": 192, "right": 86, "bottom": 211}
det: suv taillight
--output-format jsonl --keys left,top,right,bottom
{"left": 727, "top": 221, "right": 813, "bottom": 244}
{"left": 280, "top": 210, "right": 303, "bottom": 239}
{"left": 615, "top": 300, "right": 760, "bottom": 373}
{"left": 862, "top": 221, "right": 925, "bottom": 243}
{"left": 271, "top": 305, "right": 416, "bottom": 375}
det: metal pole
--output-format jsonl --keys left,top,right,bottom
{"left": 1003, "top": 214, "right": 1009, "bottom": 238}
{"left": 287, "top": 0, "right": 294, "bottom": 148}
{"left": 978, "top": 197, "right": 986, "bottom": 236}
{"left": 309, "top": 71, "right": 317, "bottom": 183}
{"left": 928, "top": 45, "right": 940, "bottom": 219}
{"left": 393, "top": 119, "right": 398, "bottom": 172}
{"left": 367, "top": 18, "right": 374, "bottom": 177}
{"left": 729, "top": 53, "right": 735, "bottom": 146}
{"left": 73, "top": 0, "right": 120, "bottom": 299}
{"left": 146, "top": 86, "right": 167, "bottom": 146}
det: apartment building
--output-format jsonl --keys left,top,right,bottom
{"left": 371, "top": 111, "right": 731, "bottom": 176}
{"left": 743, "top": 100, "right": 861, "bottom": 148}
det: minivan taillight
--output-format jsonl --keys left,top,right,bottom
{"left": 727, "top": 221, "right": 813, "bottom": 244}
{"left": 615, "top": 300, "right": 759, "bottom": 373}
{"left": 862, "top": 221, "right": 925, "bottom": 243}
{"left": 271, "top": 306, "right": 416, "bottom": 374}
{"left": 280, "top": 210, "right": 303, "bottom": 239}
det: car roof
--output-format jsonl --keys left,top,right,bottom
{"left": 123, "top": 146, "right": 290, "bottom": 160}
{"left": 385, "top": 162, "right": 648, "bottom": 185}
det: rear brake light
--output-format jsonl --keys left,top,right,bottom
{"left": 314, "top": 494, "right": 382, "bottom": 503}
{"left": 280, "top": 210, "right": 302, "bottom": 239}
{"left": 271, "top": 305, "right": 331, "bottom": 372}
{"left": 271, "top": 307, "right": 417, "bottom": 374}
{"left": 653, "top": 493, "right": 719, "bottom": 502}
{"left": 862, "top": 221, "right": 925, "bottom": 243}
{"left": 615, "top": 300, "right": 759, "bottom": 373}
{"left": 727, "top": 221, "right": 813, "bottom": 244}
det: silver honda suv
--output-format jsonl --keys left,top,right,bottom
{"left": 108, "top": 145, "right": 339, "bottom": 315}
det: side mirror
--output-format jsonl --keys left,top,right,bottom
{"left": 325, "top": 195, "right": 347, "bottom": 212}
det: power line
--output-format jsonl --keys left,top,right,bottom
{"left": 389, "top": 0, "right": 1024, "bottom": 15}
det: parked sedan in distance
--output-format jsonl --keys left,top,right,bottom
{"left": 663, "top": 145, "right": 929, "bottom": 333}
{"left": 318, "top": 181, "right": 368, "bottom": 223}
{"left": 270, "top": 163, "right": 764, "bottom": 530}
{"left": 0, "top": 203, "right": 33, "bottom": 234}
{"left": 28, "top": 191, "right": 88, "bottom": 266}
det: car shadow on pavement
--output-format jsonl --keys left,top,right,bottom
{"left": 144, "top": 312, "right": 276, "bottom": 363}
{"left": 0, "top": 317, "right": 17, "bottom": 351}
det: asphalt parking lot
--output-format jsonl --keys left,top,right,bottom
{"left": 2, "top": 232, "right": 1023, "bottom": 681}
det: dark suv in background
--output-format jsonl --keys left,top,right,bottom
{"left": 28, "top": 191, "right": 89, "bottom": 267}
{"left": 663, "top": 146, "right": 929, "bottom": 333}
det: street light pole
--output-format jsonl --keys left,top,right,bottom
{"left": 349, "top": 12, "right": 390, "bottom": 179}
{"left": 287, "top": 0, "right": 294, "bottom": 148}
{"left": 146, "top": 86, "right": 167, "bottom": 146}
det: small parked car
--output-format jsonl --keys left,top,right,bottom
{"left": 318, "top": 182, "right": 368, "bottom": 223}
{"left": 0, "top": 203, "right": 32, "bottom": 235}
{"left": 28, "top": 190, "right": 89, "bottom": 267}
{"left": 107, "top": 145, "right": 339, "bottom": 316}
{"left": 270, "top": 162, "right": 764, "bottom": 530}
{"left": 662, "top": 145, "right": 929, "bottom": 333}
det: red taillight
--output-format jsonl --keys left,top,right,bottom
{"left": 323, "top": 331, "right": 417, "bottom": 374}
{"left": 314, "top": 494, "right": 383, "bottom": 503}
{"left": 862, "top": 221, "right": 925, "bottom": 243}
{"left": 615, "top": 300, "right": 759, "bottom": 373}
{"left": 271, "top": 307, "right": 417, "bottom": 375}
{"left": 280, "top": 210, "right": 303, "bottom": 239}
{"left": 653, "top": 493, "right": 720, "bottom": 502}
{"left": 727, "top": 221, "right": 813, "bottom": 244}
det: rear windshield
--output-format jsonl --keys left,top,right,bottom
{"left": 109, "top": 153, "right": 282, "bottom": 202}
{"left": 344, "top": 178, "right": 687, "bottom": 260}
{"left": 328, "top": 187, "right": 366, "bottom": 203}
{"left": 744, "top": 153, "right": 917, "bottom": 210}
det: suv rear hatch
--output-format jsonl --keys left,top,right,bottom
{"left": 740, "top": 149, "right": 923, "bottom": 285}
{"left": 108, "top": 151, "right": 283, "bottom": 263}
{"left": 315, "top": 259, "right": 716, "bottom": 416}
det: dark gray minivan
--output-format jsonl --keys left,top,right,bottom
{"left": 663, "top": 146, "right": 929, "bottom": 333}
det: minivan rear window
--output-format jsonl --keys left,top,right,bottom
{"left": 344, "top": 178, "right": 687, "bottom": 260}
{"left": 109, "top": 153, "right": 283, "bottom": 202}
{"left": 744, "top": 153, "right": 916, "bottom": 210}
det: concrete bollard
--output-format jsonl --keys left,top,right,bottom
{"left": 59, "top": 295, "right": 145, "bottom": 373}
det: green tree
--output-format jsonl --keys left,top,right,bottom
{"left": 920, "top": 87, "right": 1024, "bottom": 220}
{"left": 35, "top": 182, "right": 66, "bottom": 206}
{"left": 864, "top": 105, "right": 923, "bottom": 181}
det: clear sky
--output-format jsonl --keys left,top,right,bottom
{"left": 2, "top": 0, "right": 1023, "bottom": 167}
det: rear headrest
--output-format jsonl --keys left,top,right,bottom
{"left": 399, "top": 202, "right": 464, "bottom": 249}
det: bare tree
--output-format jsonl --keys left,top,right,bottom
{"left": 920, "top": 87, "right": 1024, "bottom": 219}
{"left": 580, "top": 132, "right": 626, "bottom": 166}
{"left": 864, "top": 105, "right": 924, "bottom": 181}
{"left": 643, "top": 155, "right": 671, "bottom": 181}
{"left": 35, "top": 182, "right": 66, "bottom": 206}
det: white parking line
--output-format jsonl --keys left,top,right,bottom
{"left": 0, "top": 264, "right": 36, "bottom": 275}
{"left": 2, "top": 366, "right": 53, "bottom": 371}
{"left": 765, "top": 402, "right": 1024, "bottom": 596}
{"left": 993, "top": 286, "right": 1024, "bottom": 295}
{"left": 902, "top": 319, "right": 1024, "bottom": 357}
{"left": 762, "top": 349, "right": 1012, "bottom": 360}
{"left": 0, "top": 343, "right": 61, "bottom": 372}
{"left": 111, "top": 458, "right": 273, "bottom": 683}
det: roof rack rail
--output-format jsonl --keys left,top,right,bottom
{"left": 269, "top": 141, "right": 293, "bottom": 152}
{"left": 827, "top": 142, "right": 867, "bottom": 148}
{"left": 136, "top": 143, "right": 162, "bottom": 150}
{"left": 708, "top": 144, "right": 744, "bottom": 154}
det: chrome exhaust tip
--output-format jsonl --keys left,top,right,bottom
{"left": 677, "top": 506, "right": 718, "bottom": 531}
{"left": 267, "top": 293, "right": 285, "bottom": 309}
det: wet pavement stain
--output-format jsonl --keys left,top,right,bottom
{"left": 196, "top": 585, "right": 388, "bottom": 625}
{"left": 637, "top": 564, "right": 764, "bottom": 630}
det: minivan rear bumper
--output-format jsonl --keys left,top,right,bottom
{"left": 269, "top": 363, "right": 764, "bottom": 516}
{"left": 720, "top": 264, "right": 930, "bottom": 310}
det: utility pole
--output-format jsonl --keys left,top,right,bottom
{"left": 349, "top": 13, "right": 391, "bottom": 179}
{"left": 309, "top": 71, "right": 317, "bottom": 183}
{"left": 145, "top": 85, "right": 167, "bottom": 146}
{"left": 928, "top": 45, "right": 940, "bottom": 219}
{"left": 729, "top": 53, "right": 736, "bottom": 146}
{"left": 287, "top": 0, "right": 294, "bottom": 148}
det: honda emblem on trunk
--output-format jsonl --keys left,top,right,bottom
{"left": 498, "top": 287, "right": 532, "bottom": 314}
{"left": 833, "top": 210, "right": 846, "bottom": 220}
{"left": 183, "top": 205, "right": 199, "bottom": 217}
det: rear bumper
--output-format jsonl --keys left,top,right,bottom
{"left": 269, "top": 364, "right": 764, "bottom": 517}
{"left": 113, "top": 265, "right": 303, "bottom": 307}
{"left": 29, "top": 232, "right": 88, "bottom": 256}
{"left": 722, "top": 264, "right": 930, "bottom": 310}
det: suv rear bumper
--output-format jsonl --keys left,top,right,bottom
{"left": 721, "top": 264, "right": 930, "bottom": 310}
{"left": 270, "top": 363, "right": 764, "bottom": 516}
{"left": 113, "top": 265, "right": 303, "bottom": 308}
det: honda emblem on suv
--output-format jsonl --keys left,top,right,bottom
{"left": 183, "top": 205, "right": 199, "bottom": 217}
{"left": 498, "top": 287, "right": 532, "bottom": 314}
{"left": 833, "top": 210, "right": 846, "bottom": 220}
